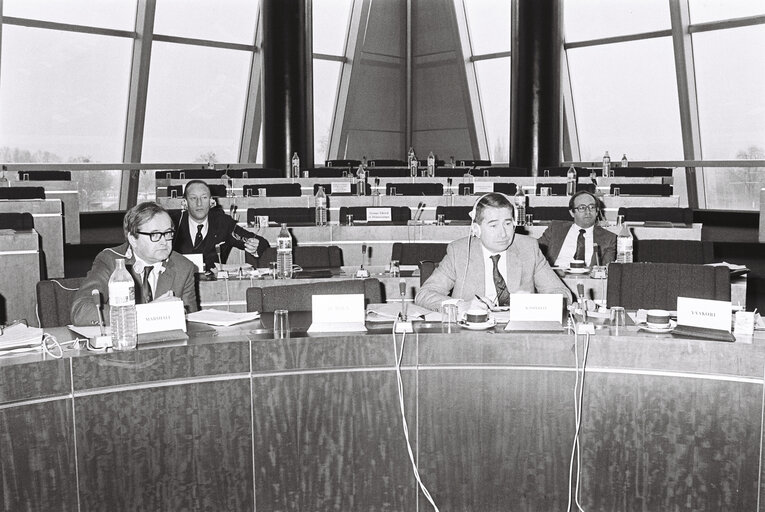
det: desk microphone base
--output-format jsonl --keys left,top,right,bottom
{"left": 395, "top": 321, "right": 414, "bottom": 333}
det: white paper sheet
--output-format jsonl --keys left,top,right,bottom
{"left": 186, "top": 309, "right": 261, "bottom": 326}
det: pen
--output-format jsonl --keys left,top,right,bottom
{"left": 474, "top": 294, "right": 494, "bottom": 310}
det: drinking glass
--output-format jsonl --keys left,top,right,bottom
{"left": 258, "top": 187, "right": 267, "bottom": 197}
{"left": 525, "top": 213, "right": 534, "bottom": 225}
{"left": 389, "top": 186, "right": 397, "bottom": 196}
{"left": 541, "top": 187, "right": 551, "bottom": 196}
{"left": 437, "top": 214, "right": 445, "bottom": 226}
{"left": 274, "top": 309, "right": 290, "bottom": 339}
{"left": 613, "top": 187, "right": 621, "bottom": 196}
{"left": 389, "top": 260, "right": 400, "bottom": 277}
{"left": 441, "top": 303, "right": 459, "bottom": 333}
{"left": 268, "top": 261, "right": 278, "bottom": 279}
{"left": 610, "top": 306, "right": 626, "bottom": 336}
{"left": 346, "top": 214, "right": 354, "bottom": 226}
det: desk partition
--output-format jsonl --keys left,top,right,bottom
{"left": 12, "top": 180, "right": 80, "bottom": 244}
{"left": 0, "top": 230, "right": 40, "bottom": 323}
{"left": 0, "top": 199, "right": 64, "bottom": 278}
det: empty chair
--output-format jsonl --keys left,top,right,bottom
{"left": 610, "top": 167, "right": 654, "bottom": 177}
{"left": 418, "top": 260, "right": 436, "bottom": 286}
{"left": 535, "top": 183, "right": 595, "bottom": 196}
{"left": 606, "top": 262, "right": 730, "bottom": 310}
{"left": 256, "top": 245, "right": 343, "bottom": 269}
{"left": 17, "top": 170, "right": 71, "bottom": 181}
{"left": 475, "top": 167, "right": 528, "bottom": 177}
{"left": 36, "top": 277, "right": 83, "bottom": 328}
{"left": 458, "top": 182, "right": 517, "bottom": 196}
{"left": 313, "top": 182, "right": 371, "bottom": 196}
{"left": 386, "top": 183, "right": 443, "bottom": 196}
{"left": 610, "top": 183, "right": 672, "bottom": 196}
{"left": 166, "top": 185, "right": 183, "bottom": 198}
{"left": 307, "top": 167, "right": 348, "bottom": 178}
{"left": 617, "top": 207, "right": 693, "bottom": 224}
{"left": 435, "top": 167, "right": 473, "bottom": 177}
{"left": 528, "top": 206, "right": 572, "bottom": 221}
{"left": 539, "top": 166, "right": 587, "bottom": 177}
{"left": 338, "top": 206, "right": 411, "bottom": 224}
{"left": 206, "top": 184, "right": 227, "bottom": 198}
{"left": 391, "top": 242, "right": 447, "bottom": 266}
{"left": 246, "top": 278, "right": 383, "bottom": 312}
{"left": 455, "top": 159, "right": 491, "bottom": 167}
{"left": 225, "top": 168, "right": 282, "bottom": 178}
{"left": 634, "top": 239, "right": 714, "bottom": 265}
{"left": 435, "top": 206, "right": 472, "bottom": 222}
{"left": 247, "top": 207, "right": 315, "bottom": 225}
{"left": 243, "top": 183, "right": 302, "bottom": 197}
{"left": 0, "top": 212, "right": 34, "bottom": 230}
{"left": 369, "top": 159, "right": 406, "bottom": 167}
{"left": 0, "top": 187, "right": 45, "bottom": 200}
{"left": 326, "top": 159, "right": 361, "bottom": 167}
{"left": 366, "top": 167, "right": 409, "bottom": 178}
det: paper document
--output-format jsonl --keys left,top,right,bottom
{"left": 0, "top": 324, "right": 44, "bottom": 350}
{"left": 186, "top": 309, "right": 261, "bottom": 327}
{"left": 366, "top": 303, "right": 432, "bottom": 322}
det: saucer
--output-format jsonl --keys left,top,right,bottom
{"left": 638, "top": 319, "right": 677, "bottom": 333}
{"left": 565, "top": 267, "right": 590, "bottom": 275}
{"left": 458, "top": 318, "right": 497, "bottom": 330}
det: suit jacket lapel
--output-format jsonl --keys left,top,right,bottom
{"left": 504, "top": 242, "right": 523, "bottom": 291}
{"left": 463, "top": 241, "right": 486, "bottom": 297}
{"left": 154, "top": 260, "right": 175, "bottom": 298}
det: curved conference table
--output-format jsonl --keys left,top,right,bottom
{"left": 1, "top": 319, "right": 762, "bottom": 511}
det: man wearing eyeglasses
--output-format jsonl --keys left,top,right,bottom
{"left": 537, "top": 190, "right": 617, "bottom": 268}
{"left": 71, "top": 202, "right": 198, "bottom": 325}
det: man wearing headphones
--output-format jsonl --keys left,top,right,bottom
{"left": 170, "top": 180, "right": 269, "bottom": 271}
{"left": 537, "top": 190, "right": 617, "bottom": 268}
{"left": 415, "top": 192, "right": 571, "bottom": 312}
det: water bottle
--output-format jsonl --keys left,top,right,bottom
{"left": 108, "top": 258, "right": 137, "bottom": 350}
{"left": 407, "top": 146, "right": 415, "bottom": 166}
{"left": 514, "top": 187, "right": 526, "bottom": 225}
{"left": 291, "top": 152, "right": 300, "bottom": 178}
{"left": 621, "top": 154, "right": 628, "bottom": 168}
{"left": 616, "top": 224, "right": 633, "bottom": 263}
{"left": 566, "top": 165, "right": 577, "bottom": 196}
{"left": 409, "top": 148, "right": 418, "bottom": 177}
{"left": 355, "top": 165, "right": 367, "bottom": 196}
{"left": 427, "top": 151, "right": 436, "bottom": 177}
{"left": 315, "top": 186, "right": 327, "bottom": 226}
{"left": 602, "top": 151, "right": 611, "bottom": 177}
{"left": 276, "top": 223, "right": 293, "bottom": 278}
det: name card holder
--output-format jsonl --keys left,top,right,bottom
{"left": 331, "top": 182, "right": 351, "bottom": 194}
{"left": 135, "top": 298, "right": 188, "bottom": 344}
{"left": 473, "top": 181, "right": 493, "bottom": 194}
{"left": 367, "top": 207, "right": 392, "bottom": 223}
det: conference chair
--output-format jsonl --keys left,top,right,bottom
{"left": 634, "top": 240, "right": 714, "bottom": 265}
{"left": 255, "top": 245, "right": 344, "bottom": 270}
{"left": 225, "top": 168, "right": 282, "bottom": 178}
{"left": 617, "top": 207, "right": 693, "bottom": 224}
{"left": 435, "top": 206, "right": 472, "bottom": 222}
{"left": 338, "top": 206, "right": 411, "bottom": 224}
{"left": 368, "top": 159, "right": 406, "bottom": 167}
{"left": 163, "top": 183, "right": 226, "bottom": 198}
{"left": 458, "top": 182, "right": 517, "bottom": 196}
{"left": 610, "top": 183, "right": 672, "bottom": 196}
{"left": 610, "top": 167, "right": 654, "bottom": 177}
{"left": 366, "top": 168, "right": 410, "bottom": 178}
{"left": 418, "top": 260, "right": 437, "bottom": 285}
{"left": 246, "top": 278, "right": 383, "bottom": 313}
{"left": 0, "top": 187, "right": 45, "bottom": 200}
{"left": 313, "top": 183, "right": 371, "bottom": 196}
{"left": 307, "top": 167, "right": 348, "bottom": 178}
{"left": 243, "top": 183, "right": 302, "bottom": 197}
{"left": 36, "top": 277, "right": 83, "bottom": 327}
{"left": 0, "top": 212, "right": 34, "bottom": 230}
{"left": 539, "top": 166, "right": 587, "bottom": 177}
{"left": 247, "top": 207, "right": 315, "bottom": 226}
{"left": 432, "top": 167, "right": 469, "bottom": 177}
{"left": 606, "top": 262, "right": 730, "bottom": 311}
{"left": 535, "top": 183, "right": 595, "bottom": 196}
{"left": 176, "top": 169, "right": 224, "bottom": 179}
{"left": 326, "top": 159, "right": 361, "bottom": 167}
{"left": 455, "top": 159, "right": 491, "bottom": 167}
{"left": 386, "top": 183, "right": 443, "bottom": 196}
{"left": 475, "top": 167, "right": 528, "bottom": 177}
{"left": 527, "top": 206, "right": 572, "bottom": 221}
{"left": 391, "top": 242, "right": 447, "bottom": 266}
{"left": 17, "top": 170, "right": 71, "bottom": 181}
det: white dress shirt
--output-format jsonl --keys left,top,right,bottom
{"left": 187, "top": 216, "right": 208, "bottom": 247}
{"left": 481, "top": 245, "right": 509, "bottom": 304}
{"left": 133, "top": 254, "right": 165, "bottom": 299}
{"left": 554, "top": 224, "right": 594, "bottom": 267}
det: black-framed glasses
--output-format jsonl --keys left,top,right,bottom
{"left": 573, "top": 205, "right": 597, "bottom": 213}
{"left": 137, "top": 230, "right": 175, "bottom": 242}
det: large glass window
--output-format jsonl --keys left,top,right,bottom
{"left": 462, "top": 0, "right": 510, "bottom": 55}
{"left": 2, "top": 0, "right": 137, "bottom": 31}
{"left": 567, "top": 38, "right": 683, "bottom": 161}
{"left": 563, "top": 0, "right": 670, "bottom": 42}
{"left": 474, "top": 58, "right": 510, "bottom": 162}
{"left": 141, "top": 42, "right": 251, "bottom": 163}
{"left": 0, "top": 25, "right": 132, "bottom": 163}
{"left": 689, "top": 0, "right": 765, "bottom": 24}
{"left": 313, "top": 60, "right": 343, "bottom": 164}
{"left": 313, "top": 0, "right": 353, "bottom": 55}
{"left": 153, "top": 0, "right": 258, "bottom": 44}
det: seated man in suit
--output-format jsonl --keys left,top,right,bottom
{"left": 537, "top": 190, "right": 617, "bottom": 267}
{"left": 415, "top": 192, "right": 572, "bottom": 312}
{"left": 171, "top": 180, "right": 269, "bottom": 271}
{"left": 71, "top": 202, "right": 198, "bottom": 325}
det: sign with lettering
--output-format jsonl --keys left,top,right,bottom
{"left": 367, "top": 208, "right": 392, "bottom": 222}
{"left": 473, "top": 181, "right": 493, "bottom": 194}
{"left": 136, "top": 298, "right": 187, "bottom": 334}
{"left": 331, "top": 182, "right": 351, "bottom": 194}
{"left": 507, "top": 293, "right": 562, "bottom": 322}
{"left": 676, "top": 297, "right": 731, "bottom": 332}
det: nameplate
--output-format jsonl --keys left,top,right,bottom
{"left": 181, "top": 253, "right": 205, "bottom": 273}
{"left": 367, "top": 208, "right": 392, "bottom": 222}
{"left": 473, "top": 181, "right": 493, "bottom": 194}
{"left": 677, "top": 297, "right": 731, "bottom": 332}
{"left": 308, "top": 293, "right": 367, "bottom": 333}
{"left": 507, "top": 293, "right": 562, "bottom": 322}
{"left": 331, "top": 182, "right": 351, "bottom": 194}
{"left": 135, "top": 298, "right": 187, "bottom": 334}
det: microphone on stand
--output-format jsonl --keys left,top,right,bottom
{"left": 415, "top": 201, "right": 426, "bottom": 222}
{"left": 399, "top": 278, "right": 408, "bottom": 322}
{"left": 90, "top": 290, "right": 111, "bottom": 348}
{"left": 577, "top": 282, "right": 587, "bottom": 323}
{"left": 360, "top": 244, "right": 367, "bottom": 269}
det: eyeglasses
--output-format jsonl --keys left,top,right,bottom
{"left": 573, "top": 205, "right": 598, "bottom": 213}
{"left": 137, "top": 230, "right": 175, "bottom": 242}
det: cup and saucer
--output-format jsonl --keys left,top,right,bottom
{"left": 458, "top": 309, "right": 497, "bottom": 330}
{"left": 638, "top": 309, "right": 676, "bottom": 333}
{"left": 565, "top": 260, "right": 590, "bottom": 274}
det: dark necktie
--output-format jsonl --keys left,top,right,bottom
{"left": 142, "top": 266, "right": 154, "bottom": 303}
{"left": 490, "top": 254, "right": 509, "bottom": 306}
{"left": 574, "top": 229, "right": 586, "bottom": 261}
{"left": 194, "top": 224, "right": 204, "bottom": 248}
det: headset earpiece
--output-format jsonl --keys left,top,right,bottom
{"left": 210, "top": 198, "right": 217, "bottom": 208}
{"left": 181, "top": 199, "right": 187, "bottom": 211}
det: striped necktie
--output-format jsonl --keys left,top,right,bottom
{"left": 142, "top": 266, "right": 154, "bottom": 303}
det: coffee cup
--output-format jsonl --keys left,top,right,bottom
{"left": 570, "top": 260, "right": 586, "bottom": 269}
{"left": 645, "top": 309, "right": 671, "bottom": 328}
{"left": 464, "top": 309, "right": 489, "bottom": 324}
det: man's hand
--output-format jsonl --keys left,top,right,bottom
{"left": 243, "top": 236, "right": 262, "bottom": 255}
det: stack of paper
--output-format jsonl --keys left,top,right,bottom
{"left": 0, "top": 324, "right": 43, "bottom": 350}
{"left": 186, "top": 309, "right": 261, "bottom": 327}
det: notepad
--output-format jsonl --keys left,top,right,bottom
{"left": 308, "top": 294, "right": 367, "bottom": 332}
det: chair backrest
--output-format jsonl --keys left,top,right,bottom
{"left": 326, "top": 159, "right": 361, "bottom": 167}
{"left": 307, "top": 167, "right": 348, "bottom": 178}
{"left": 247, "top": 207, "right": 315, "bottom": 225}
{"left": 475, "top": 167, "right": 528, "bottom": 177}
{"left": 606, "top": 262, "right": 730, "bottom": 310}
{"left": 0, "top": 212, "right": 34, "bottom": 230}
{"left": 617, "top": 207, "right": 693, "bottom": 224}
{"left": 435, "top": 206, "right": 473, "bottom": 222}
{"left": 535, "top": 183, "right": 595, "bottom": 196}
{"left": 634, "top": 239, "right": 714, "bottom": 264}
{"left": 458, "top": 182, "right": 518, "bottom": 196}
{"left": 369, "top": 159, "right": 406, "bottom": 167}
{"left": 366, "top": 167, "right": 410, "bottom": 177}
{"left": 539, "top": 166, "right": 587, "bottom": 177}
{"left": 610, "top": 183, "right": 672, "bottom": 196}
{"left": 258, "top": 245, "right": 343, "bottom": 268}
{"left": 0, "top": 187, "right": 45, "bottom": 200}
{"left": 434, "top": 167, "right": 472, "bottom": 177}
{"left": 418, "top": 260, "right": 436, "bottom": 286}
{"left": 243, "top": 183, "right": 302, "bottom": 197}
{"left": 36, "top": 277, "right": 84, "bottom": 327}
{"left": 455, "top": 159, "right": 491, "bottom": 167}
{"left": 313, "top": 183, "right": 370, "bottom": 196}
{"left": 338, "top": 206, "right": 411, "bottom": 224}
{"left": 246, "top": 278, "right": 383, "bottom": 313}
{"left": 528, "top": 206, "right": 572, "bottom": 221}
{"left": 17, "top": 170, "right": 71, "bottom": 181}
{"left": 385, "top": 183, "right": 443, "bottom": 196}
{"left": 610, "top": 167, "right": 654, "bottom": 177}
{"left": 391, "top": 242, "right": 447, "bottom": 265}
{"left": 226, "top": 168, "right": 282, "bottom": 178}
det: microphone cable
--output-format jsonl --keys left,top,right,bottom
{"left": 566, "top": 308, "right": 590, "bottom": 512}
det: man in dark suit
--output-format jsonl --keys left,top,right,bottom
{"left": 537, "top": 190, "right": 617, "bottom": 267}
{"left": 171, "top": 180, "right": 269, "bottom": 271}
{"left": 71, "top": 202, "right": 198, "bottom": 325}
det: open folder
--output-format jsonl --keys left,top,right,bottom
{"left": 307, "top": 294, "right": 367, "bottom": 333}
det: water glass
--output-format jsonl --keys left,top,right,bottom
{"left": 610, "top": 306, "right": 626, "bottom": 336}
{"left": 389, "top": 260, "right": 400, "bottom": 277}
{"left": 543, "top": 169, "right": 550, "bottom": 177}
{"left": 258, "top": 187, "right": 267, "bottom": 197}
{"left": 541, "top": 187, "right": 551, "bottom": 197}
{"left": 242, "top": 171, "right": 248, "bottom": 179}
{"left": 274, "top": 309, "right": 290, "bottom": 339}
{"left": 613, "top": 187, "right": 621, "bottom": 196}
{"left": 246, "top": 188, "right": 253, "bottom": 197}
{"left": 389, "top": 186, "right": 397, "bottom": 196}
{"left": 441, "top": 303, "right": 459, "bottom": 333}
{"left": 437, "top": 214, "right": 445, "bottom": 226}
{"left": 525, "top": 213, "right": 534, "bottom": 226}
{"left": 268, "top": 261, "right": 278, "bottom": 279}
{"left": 616, "top": 214, "right": 625, "bottom": 227}
{"left": 346, "top": 214, "right": 354, "bottom": 226}
{"left": 170, "top": 189, "right": 177, "bottom": 199}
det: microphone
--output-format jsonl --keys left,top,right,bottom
{"left": 593, "top": 242, "right": 601, "bottom": 267}
{"left": 399, "top": 278, "right": 408, "bottom": 322}
{"left": 361, "top": 244, "right": 367, "bottom": 268}
{"left": 415, "top": 201, "right": 425, "bottom": 222}
{"left": 90, "top": 289, "right": 111, "bottom": 348}
{"left": 577, "top": 282, "right": 588, "bottom": 323}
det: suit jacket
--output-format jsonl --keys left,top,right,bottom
{"left": 537, "top": 220, "right": 617, "bottom": 267}
{"left": 414, "top": 234, "right": 572, "bottom": 311}
{"left": 171, "top": 207, "right": 269, "bottom": 270}
{"left": 71, "top": 243, "right": 198, "bottom": 326}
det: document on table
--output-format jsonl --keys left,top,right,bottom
{"left": 186, "top": 309, "right": 261, "bottom": 326}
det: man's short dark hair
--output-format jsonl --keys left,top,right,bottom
{"left": 183, "top": 180, "right": 211, "bottom": 199}
{"left": 568, "top": 190, "right": 600, "bottom": 212}
{"left": 123, "top": 202, "right": 169, "bottom": 239}
{"left": 474, "top": 192, "right": 515, "bottom": 224}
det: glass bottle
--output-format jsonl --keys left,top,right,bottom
{"left": 315, "top": 187, "right": 327, "bottom": 226}
{"left": 276, "top": 223, "right": 293, "bottom": 278}
{"left": 566, "top": 165, "right": 577, "bottom": 196}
